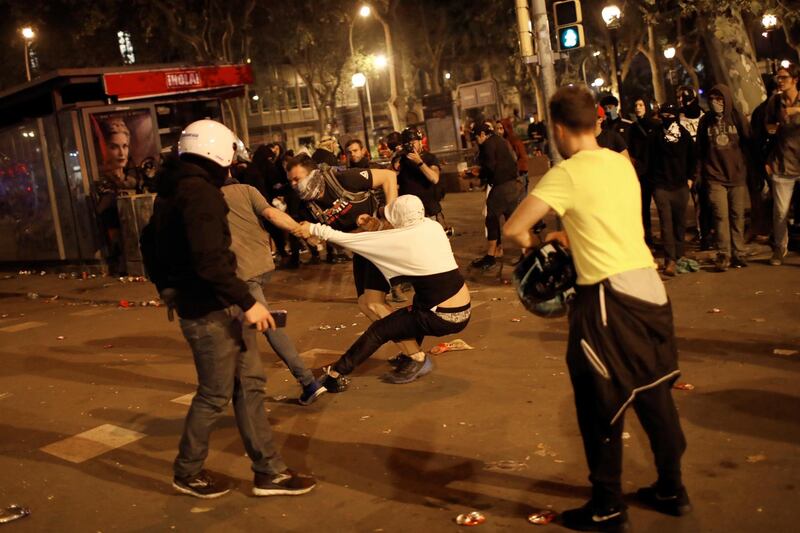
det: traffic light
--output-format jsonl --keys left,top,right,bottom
{"left": 553, "top": 0, "right": 585, "bottom": 51}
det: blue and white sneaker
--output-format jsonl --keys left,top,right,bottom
{"left": 382, "top": 354, "right": 434, "bottom": 384}
{"left": 298, "top": 380, "right": 327, "bottom": 406}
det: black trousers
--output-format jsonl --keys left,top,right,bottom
{"left": 486, "top": 180, "right": 521, "bottom": 242}
{"left": 333, "top": 306, "right": 469, "bottom": 375}
{"left": 568, "top": 354, "right": 686, "bottom": 509}
{"left": 654, "top": 186, "right": 689, "bottom": 262}
{"left": 640, "top": 179, "right": 654, "bottom": 242}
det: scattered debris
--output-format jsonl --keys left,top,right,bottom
{"left": 483, "top": 459, "right": 528, "bottom": 472}
{"left": 189, "top": 507, "right": 212, "bottom": 514}
{"left": 119, "top": 300, "right": 132, "bottom": 308}
{"left": 752, "top": 318, "right": 766, "bottom": 323}
{"left": 746, "top": 454, "right": 767, "bottom": 464}
{"left": 56, "top": 336, "right": 65, "bottom": 341}
{"left": 0, "top": 505, "right": 30, "bottom": 524}
{"left": 26, "top": 292, "right": 39, "bottom": 300}
{"left": 534, "top": 443, "right": 557, "bottom": 458}
{"left": 119, "top": 276, "right": 147, "bottom": 283}
{"left": 430, "top": 339, "right": 475, "bottom": 355}
{"left": 455, "top": 511, "right": 486, "bottom": 526}
{"left": 528, "top": 511, "right": 557, "bottom": 525}
{"left": 272, "top": 395, "right": 287, "bottom": 401}
{"left": 708, "top": 308, "right": 721, "bottom": 314}
{"left": 755, "top": 290, "right": 765, "bottom": 295}
{"left": 510, "top": 318, "right": 522, "bottom": 322}
{"left": 334, "top": 324, "right": 348, "bottom": 331}
{"left": 773, "top": 349, "right": 798, "bottom": 357}
{"left": 491, "top": 297, "right": 503, "bottom": 301}
{"left": 673, "top": 382, "right": 695, "bottom": 391}
{"left": 382, "top": 429, "right": 392, "bottom": 434}
{"left": 622, "top": 432, "right": 631, "bottom": 440}
{"left": 360, "top": 415, "right": 372, "bottom": 421}
{"left": 0, "top": 392, "right": 12, "bottom": 401}
{"left": 103, "top": 344, "right": 114, "bottom": 349}
{"left": 318, "top": 324, "right": 332, "bottom": 331}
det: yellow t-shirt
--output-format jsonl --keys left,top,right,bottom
{"left": 531, "top": 148, "right": 655, "bottom": 285}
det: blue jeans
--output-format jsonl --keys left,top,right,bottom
{"left": 247, "top": 273, "right": 315, "bottom": 387}
{"left": 174, "top": 307, "right": 287, "bottom": 478}
{"left": 772, "top": 174, "right": 800, "bottom": 253}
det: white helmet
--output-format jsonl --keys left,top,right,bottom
{"left": 178, "top": 119, "right": 237, "bottom": 167}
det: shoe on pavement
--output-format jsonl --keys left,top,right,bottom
{"left": 388, "top": 353, "right": 412, "bottom": 369}
{"left": 252, "top": 470, "right": 316, "bottom": 497}
{"left": 663, "top": 260, "right": 677, "bottom": 277}
{"left": 730, "top": 255, "right": 748, "bottom": 269}
{"left": 298, "top": 380, "right": 327, "bottom": 405}
{"left": 382, "top": 354, "right": 433, "bottom": 384}
{"left": 559, "top": 501, "right": 630, "bottom": 532}
{"left": 471, "top": 254, "right": 496, "bottom": 270}
{"left": 714, "top": 254, "right": 730, "bottom": 272}
{"left": 318, "top": 367, "right": 349, "bottom": 393}
{"left": 769, "top": 248, "right": 787, "bottom": 266}
{"left": 173, "top": 470, "right": 230, "bottom": 499}
{"left": 635, "top": 484, "right": 692, "bottom": 517}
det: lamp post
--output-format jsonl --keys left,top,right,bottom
{"left": 762, "top": 13, "right": 779, "bottom": 74}
{"left": 601, "top": 5, "right": 622, "bottom": 102}
{"left": 21, "top": 26, "right": 34, "bottom": 82}
{"left": 663, "top": 46, "right": 677, "bottom": 102}
{"left": 348, "top": 4, "right": 401, "bottom": 131}
{"left": 352, "top": 72, "right": 371, "bottom": 155}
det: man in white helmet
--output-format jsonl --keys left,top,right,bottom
{"left": 141, "top": 120, "right": 315, "bottom": 499}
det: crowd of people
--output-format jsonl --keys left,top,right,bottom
{"left": 137, "top": 62, "right": 798, "bottom": 532}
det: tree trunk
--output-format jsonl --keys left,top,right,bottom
{"left": 608, "top": 42, "right": 620, "bottom": 99}
{"left": 380, "top": 19, "right": 402, "bottom": 131}
{"left": 643, "top": 23, "right": 666, "bottom": 104}
{"left": 701, "top": 11, "right": 766, "bottom": 116}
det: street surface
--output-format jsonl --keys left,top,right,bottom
{"left": 1, "top": 191, "right": 798, "bottom": 532}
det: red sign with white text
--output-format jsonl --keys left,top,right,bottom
{"left": 103, "top": 65, "right": 253, "bottom": 101}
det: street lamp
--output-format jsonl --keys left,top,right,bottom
{"left": 352, "top": 73, "right": 371, "bottom": 155}
{"left": 781, "top": 59, "right": 791, "bottom": 69}
{"left": 592, "top": 77, "right": 605, "bottom": 88}
{"left": 663, "top": 46, "right": 677, "bottom": 102}
{"left": 20, "top": 26, "right": 35, "bottom": 82}
{"left": 762, "top": 13, "right": 780, "bottom": 73}
{"left": 373, "top": 54, "right": 388, "bottom": 69}
{"left": 601, "top": 5, "right": 623, "bottom": 103}
{"left": 359, "top": 5, "right": 371, "bottom": 18}
{"left": 663, "top": 46, "right": 676, "bottom": 60}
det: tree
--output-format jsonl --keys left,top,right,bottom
{"left": 137, "top": 0, "right": 256, "bottom": 143}
{"left": 258, "top": 2, "right": 352, "bottom": 136}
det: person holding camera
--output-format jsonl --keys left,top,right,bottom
{"left": 393, "top": 127, "right": 442, "bottom": 218}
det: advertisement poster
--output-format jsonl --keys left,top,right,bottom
{"left": 88, "top": 108, "right": 159, "bottom": 189}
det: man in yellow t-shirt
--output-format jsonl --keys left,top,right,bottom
{"left": 504, "top": 86, "right": 689, "bottom": 532}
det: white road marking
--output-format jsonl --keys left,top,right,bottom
{"left": 40, "top": 424, "right": 146, "bottom": 463}
{"left": 171, "top": 393, "right": 195, "bottom": 406}
{"left": 69, "top": 308, "right": 107, "bottom": 317}
{"left": 0, "top": 321, "right": 47, "bottom": 333}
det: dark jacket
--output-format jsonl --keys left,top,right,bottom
{"left": 628, "top": 116, "right": 658, "bottom": 178}
{"left": 478, "top": 133, "right": 518, "bottom": 187}
{"left": 312, "top": 148, "right": 339, "bottom": 167}
{"left": 695, "top": 84, "right": 750, "bottom": 187}
{"left": 141, "top": 158, "right": 256, "bottom": 320}
{"left": 647, "top": 120, "right": 696, "bottom": 190}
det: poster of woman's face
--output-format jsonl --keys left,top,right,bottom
{"left": 88, "top": 108, "right": 159, "bottom": 184}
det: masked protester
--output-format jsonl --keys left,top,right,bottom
{"left": 628, "top": 98, "right": 659, "bottom": 245}
{"left": 647, "top": 104, "right": 697, "bottom": 276}
{"left": 504, "top": 86, "right": 689, "bottom": 532}
{"left": 600, "top": 93, "right": 633, "bottom": 140}
{"left": 695, "top": 85, "right": 751, "bottom": 271}
{"left": 140, "top": 120, "right": 315, "bottom": 499}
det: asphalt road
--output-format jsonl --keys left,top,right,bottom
{"left": 1, "top": 192, "right": 798, "bottom": 532}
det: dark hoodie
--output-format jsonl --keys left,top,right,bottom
{"left": 141, "top": 155, "right": 256, "bottom": 319}
{"left": 646, "top": 113, "right": 696, "bottom": 190}
{"left": 695, "top": 84, "right": 750, "bottom": 187}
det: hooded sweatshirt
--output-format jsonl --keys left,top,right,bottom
{"left": 646, "top": 117, "right": 696, "bottom": 190}
{"left": 695, "top": 84, "right": 750, "bottom": 187}
{"left": 141, "top": 156, "right": 256, "bottom": 319}
{"left": 308, "top": 195, "right": 465, "bottom": 309}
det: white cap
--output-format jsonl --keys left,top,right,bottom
{"left": 178, "top": 119, "right": 237, "bottom": 167}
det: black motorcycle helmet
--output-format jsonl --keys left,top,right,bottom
{"left": 513, "top": 241, "right": 577, "bottom": 318}
{"left": 400, "top": 127, "right": 423, "bottom": 144}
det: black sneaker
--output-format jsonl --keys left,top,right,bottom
{"left": 172, "top": 470, "right": 230, "bottom": 499}
{"left": 319, "top": 367, "right": 349, "bottom": 393}
{"left": 730, "top": 256, "right": 748, "bottom": 269}
{"left": 298, "top": 380, "right": 327, "bottom": 406}
{"left": 252, "top": 469, "right": 316, "bottom": 497}
{"left": 382, "top": 354, "right": 434, "bottom": 384}
{"left": 470, "top": 255, "right": 496, "bottom": 270}
{"left": 559, "top": 501, "right": 630, "bottom": 532}
{"left": 635, "top": 485, "right": 692, "bottom": 517}
{"left": 387, "top": 353, "right": 411, "bottom": 368}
